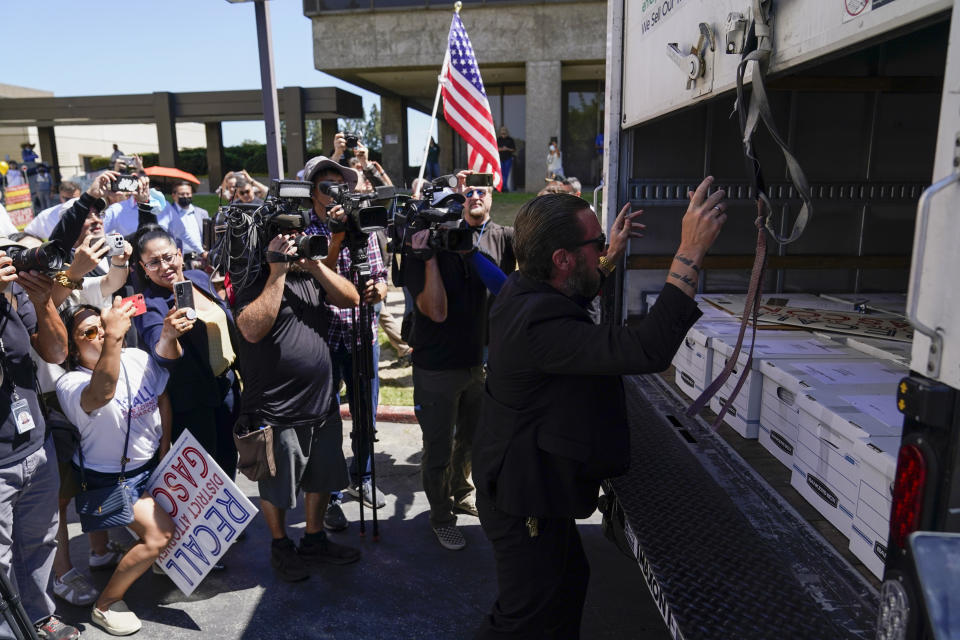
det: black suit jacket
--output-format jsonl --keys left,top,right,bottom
{"left": 473, "top": 273, "right": 701, "bottom": 519}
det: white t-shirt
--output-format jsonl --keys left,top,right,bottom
{"left": 57, "top": 348, "right": 169, "bottom": 473}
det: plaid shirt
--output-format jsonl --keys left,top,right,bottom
{"left": 305, "top": 213, "right": 387, "bottom": 352}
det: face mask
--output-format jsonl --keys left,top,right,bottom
{"left": 177, "top": 196, "right": 192, "bottom": 208}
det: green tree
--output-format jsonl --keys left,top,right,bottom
{"left": 339, "top": 103, "right": 382, "bottom": 153}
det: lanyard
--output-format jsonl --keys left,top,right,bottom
{"left": 0, "top": 337, "right": 19, "bottom": 400}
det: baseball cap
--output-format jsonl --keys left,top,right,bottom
{"left": 302, "top": 156, "right": 358, "bottom": 189}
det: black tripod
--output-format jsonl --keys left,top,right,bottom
{"left": 0, "top": 569, "right": 40, "bottom": 640}
{"left": 346, "top": 237, "right": 380, "bottom": 541}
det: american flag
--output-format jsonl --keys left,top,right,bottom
{"left": 441, "top": 13, "right": 503, "bottom": 191}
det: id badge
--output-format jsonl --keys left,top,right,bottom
{"left": 12, "top": 398, "right": 36, "bottom": 434}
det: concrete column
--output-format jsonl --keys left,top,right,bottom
{"left": 438, "top": 118, "right": 454, "bottom": 177}
{"left": 205, "top": 122, "right": 226, "bottom": 194}
{"left": 282, "top": 87, "right": 306, "bottom": 178}
{"left": 153, "top": 91, "right": 179, "bottom": 167}
{"left": 524, "top": 60, "right": 562, "bottom": 192}
{"left": 380, "top": 96, "right": 406, "bottom": 187}
{"left": 321, "top": 118, "right": 339, "bottom": 156}
{"left": 36, "top": 126, "right": 60, "bottom": 185}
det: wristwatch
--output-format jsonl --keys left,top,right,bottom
{"left": 598, "top": 256, "right": 616, "bottom": 276}
{"left": 53, "top": 271, "right": 83, "bottom": 290}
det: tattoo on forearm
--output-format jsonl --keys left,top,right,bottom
{"left": 669, "top": 271, "right": 697, "bottom": 289}
{"left": 674, "top": 254, "right": 701, "bottom": 273}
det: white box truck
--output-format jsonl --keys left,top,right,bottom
{"left": 599, "top": 1, "right": 960, "bottom": 638}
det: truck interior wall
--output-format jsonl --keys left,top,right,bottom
{"left": 624, "top": 19, "right": 948, "bottom": 316}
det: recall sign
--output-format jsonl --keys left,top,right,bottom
{"left": 704, "top": 295, "right": 913, "bottom": 342}
{"left": 144, "top": 430, "right": 258, "bottom": 596}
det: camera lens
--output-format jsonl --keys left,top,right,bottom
{"left": 296, "top": 234, "right": 328, "bottom": 260}
{"left": 7, "top": 241, "right": 67, "bottom": 274}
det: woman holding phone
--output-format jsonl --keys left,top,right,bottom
{"left": 132, "top": 224, "right": 241, "bottom": 479}
{"left": 56, "top": 298, "right": 176, "bottom": 633}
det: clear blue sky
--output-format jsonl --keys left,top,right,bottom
{"left": 1, "top": 0, "right": 392, "bottom": 147}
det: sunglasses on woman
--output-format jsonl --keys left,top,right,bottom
{"left": 79, "top": 326, "right": 101, "bottom": 341}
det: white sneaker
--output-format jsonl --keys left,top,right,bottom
{"left": 432, "top": 524, "right": 466, "bottom": 551}
{"left": 92, "top": 600, "right": 142, "bottom": 636}
{"left": 53, "top": 567, "right": 98, "bottom": 606}
{"left": 345, "top": 479, "right": 386, "bottom": 509}
{"left": 89, "top": 540, "right": 125, "bottom": 571}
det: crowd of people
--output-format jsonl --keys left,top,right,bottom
{"left": 0, "top": 128, "right": 727, "bottom": 639}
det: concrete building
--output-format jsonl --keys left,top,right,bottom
{"left": 303, "top": 0, "right": 606, "bottom": 191}
{"left": 1, "top": 83, "right": 205, "bottom": 179}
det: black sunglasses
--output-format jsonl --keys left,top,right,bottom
{"left": 568, "top": 232, "right": 605, "bottom": 252}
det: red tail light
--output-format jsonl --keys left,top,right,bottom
{"left": 889, "top": 444, "right": 928, "bottom": 549}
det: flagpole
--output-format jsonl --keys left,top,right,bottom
{"left": 414, "top": 1, "right": 461, "bottom": 198}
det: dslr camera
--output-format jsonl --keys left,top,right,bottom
{"left": 1, "top": 241, "right": 68, "bottom": 275}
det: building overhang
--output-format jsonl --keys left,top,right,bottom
{"left": 0, "top": 86, "right": 363, "bottom": 128}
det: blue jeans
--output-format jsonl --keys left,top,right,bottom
{"left": 0, "top": 437, "right": 59, "bottom": 626}
{"left": 330, "top": 328, "right": 380, "bottom": 500}
{"left": 501, "top": 157, "right": 513, "bottom": 191}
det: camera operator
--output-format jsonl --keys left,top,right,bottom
{"left": 231, "top": 219, "right": 363, "bottom": 582}
{"left": 403, "top": 185, "right": 504, "bottom": 552}
{"left": 472, "top": 178, "right": 727, "bottom": 637}
{"left": 0, "top": 238, "right": 80, "bottom": 640}
{"left": 353, "top": 143, "right": 392, "bottom": 190}
{"left": 301, "top": 156, "right": 389, "bottom": 526}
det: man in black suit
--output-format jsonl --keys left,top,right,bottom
{"left": 473, "top": 177, "right": 728, "bottom": 638}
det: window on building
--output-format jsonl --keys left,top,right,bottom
{"left": 563, "top": 81, "right": 604, "bottom": 188}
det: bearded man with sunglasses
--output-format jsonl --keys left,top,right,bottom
{"left": 472, "top": 177, "right": 728, "bottom": 638}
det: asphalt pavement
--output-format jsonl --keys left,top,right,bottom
{"left": 50, "top": 417, "right": 671, "bottom": 639}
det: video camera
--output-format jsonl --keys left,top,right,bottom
{"left": 320, "top": 182, "right": 394, "bottom": 242}
{"left": 211, "top": 179, "right": 329, "bottom": 293}
{"left": 389, "top": 174, "right": 477, "bottom": 255}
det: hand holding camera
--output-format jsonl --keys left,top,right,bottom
{"left": 333, "top": 132, "right": 348, "bottom": 159}
{"left": 87, "top": 171, "right": 119, "bottom": 199}
{"left": 69, "top": 236, "right": 110, "bottom": 279}
{"left": 16, "top": 270, "right": 56, "bottom": 307}
{"left": 134, "top": 175, "right": 151, "bottom": 204}
{"left": 266, "top": 234, "right": 298, "bottom": 274}
{"left": 0, "top": 253, "right": 16, "bottom": 292}
{"left": 102, "top": 296, "right": 137, "bottom": 340}
{"left": 161, "top": 306, "right": 196, "bottom": 342}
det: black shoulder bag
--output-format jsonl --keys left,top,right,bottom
{"left": 74, "top": 363, "right": 137, "bottom": 532}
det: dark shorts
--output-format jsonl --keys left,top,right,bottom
{"left": 257, "top": 410, "right": 350, "bottom": 510}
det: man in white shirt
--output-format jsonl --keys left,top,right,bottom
{"left": 101, "top": 175, "right": 163, "bottom": 237}
{"left": 158, "top": 181, "right": 208, "bottom": 261}
{"left": 25, "top": 182, "right": 82, "bottom": 239}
